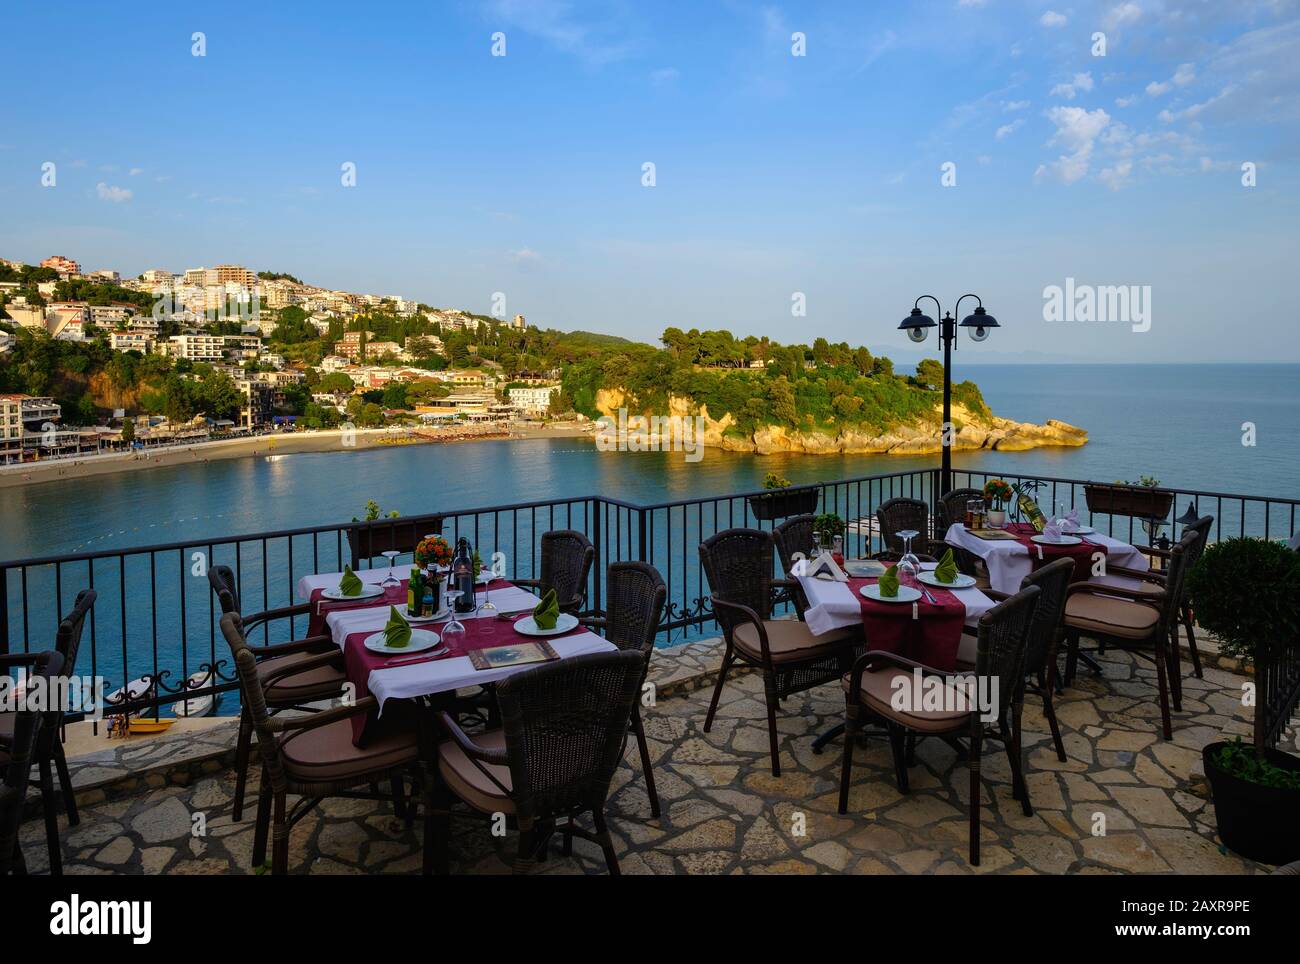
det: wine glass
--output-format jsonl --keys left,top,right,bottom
{"left": 812, "top": 530, "right": 824, "bottom": 556}
{"left": 478, "top": 565, "right": 497, "bottom": 613}
{"left": 897, "top": 529, "right": 921, "bottom": 587}
{"left": 380, "top": 550, "right": 401, "bottom": 598}
{"left": 440, "top": 588, "right": 466, "bottom": 646}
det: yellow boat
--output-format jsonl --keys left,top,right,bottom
{"left": 128, "top": 717, "right": 177, "bottom": 734}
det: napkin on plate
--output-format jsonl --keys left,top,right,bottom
{"left": 878, "top": 564, "right": 900, "bottom": 598}
{"left": 1064, "top": 508, "right": 1079, "bottom": 528}
{"left": 533, "top": 588, "right": 559, "bottom": 630}
{"left": 1042, "top": 524, "right": 1063, "bottom": 542}
{"left": 934, "top": 548, "right": 959, "bottom": 584}
{"left": 339, "top": 565, "right": 363, "bottom": 597}
{"left": 383, "top": 606, "right": 412, "bottom": 648}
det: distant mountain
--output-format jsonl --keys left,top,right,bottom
{"left": 551, "top": 329, "right": 640, "bottom": 348}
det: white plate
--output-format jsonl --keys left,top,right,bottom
{"left": 859, "top": 585, "right": 922, "bottom": 603}
{"left": 320, "top": 585, "right": 384, "bottom": 601}
{"left": 1062, "top": 525, "right": 1095, "bottom": 535}
{"left": 512, "top": 612, "right": 579, "bottom": 637}
{"left": 405, "top": 606, "right": 450, "bottom": 624}
{"left": 1031, "top": 534, "right": 1082, "bottom": 546}
{"left": 918, "top": 571, "right": 977, "bottom": 589}
{"left": 363, "top": 628, "right": 443, "bottom": 656}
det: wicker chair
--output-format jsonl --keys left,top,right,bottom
{"left": 983, "top": 558, "right": 1075, "bottom": 762}
{"left": 580, "top": 562, "right": 668, "bottom": 817}
{"left": 1105, "top": 515, "right": 1214, "bottom": 679}
{"left": 514, "top": 530, "right": 595, "bottom": 616}
{"left": 874, "top": 497, "right": 943, "bottom": 560}
{"left": 838, "top": 584, "right": 1041, "bottom": 866}
{"left": 429, "top": 650, "right": 644, "bottom": 874}
{"left": 208, "top": 566, "right": 347, "bottom": 822}
{"left": 699, "top": 528, "right": 859, "bottom": 776}
{"left": 218, "top": 613, "right": 429, "bottom": 874}
{"left": 772, "top": 514, "right": 817, "bottom": 614}
{"left": 1063, "top": 527, "right": 1200, "bottom": 740}
{"left": 936, "top": 488, "right": 986, "bottom": 579}
{"left": 0, "top": 650, "right": 60, "bottom": 876}
{"left": 0, "top": 590, "right": 94, "bottom": 875}
{"left": 937, "top": 488, "right": 985, "bottom": 532}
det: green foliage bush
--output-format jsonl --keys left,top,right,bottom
{"left": 1186, "top": 537, "right": 1300, "bottom": 663}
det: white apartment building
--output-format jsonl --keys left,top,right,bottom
{"left": 163, "top": 334, "right": 227, "bottom": 362}
{"left": 110, "top": 331, "right": 154, "bottom": 353}
{"left": 508, "top": 384, "right": 560, "bottom": 416}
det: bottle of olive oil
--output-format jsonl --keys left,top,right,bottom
{"left": 1013, "top": 484, "right": 1048, "bottom": 532}
{"left": 407, "top": 567, "right": 423, "bottom": 617}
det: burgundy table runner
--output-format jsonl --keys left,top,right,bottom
{"left": 847, "top": 576, "right": 966, "bottom": 671}
{"left": 1004, "top": 522, "right": 1107, "bottom": 578}
{"left": 337, "top": 579, "right": 585, "bottom": 745}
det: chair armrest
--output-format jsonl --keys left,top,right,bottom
{"left": 579, "top": 615, "right": 608, "bottom": 631}
{"left": 710, "top": 596, "right": 770, "bottom": 661}
{"left": 0, "top": 652, "right": 40, "bottom": 670}
{"left": 1138, "top": 545, "right": 1171, "bottom": 561}
{"left": 435, "top": 711, "right": 509, "bottom": 765}
{"left": 512, "top": 578, "right": 542, "bottom": 591}
{"left": 248, "top": 635, "right": 336, "bottom": 660}
{"left": 1106, "top": 564, "right": 1164, "bottom": 584}
{"left": 845, "top": 649, "right": 959, "bottom": 701}
{"left": 1067, "top": 582, "right": 1165, "bottom": 610}
{"left": 242, "top": 601, "right": 311, "bottom": 633}
{"left": 260, "top": 649, "right": 343, "bottom": 687}
{"left": 983, "top": 589, "right": 1011, "bottom": 602}
{"left": 268, "top": 696, "right": 377, "bottom": 734}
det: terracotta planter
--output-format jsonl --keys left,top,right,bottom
{"left": 347, "top": 517, "right": 443, "bottom": 565}
{"left": 1203, "top": 742, "right": 1300, "bottom": 864}
{"left": 747, "top": 486, "right": 820, "bottom": 522}
{"left": 1083, "top": 483, "right": 1174, "bottom": 521}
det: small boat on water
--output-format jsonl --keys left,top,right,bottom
{"left": 128, "top": 717, "right": 177, "bottom": 735}
{"left": 170, "top": 668, "right": 220, "bottom": 718}
{"left": 105, "top": 676, "right": 156, "bottom": 716}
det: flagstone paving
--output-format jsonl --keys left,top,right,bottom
{"left": 23, "top": 645, "right": 1294, "bottom": 875}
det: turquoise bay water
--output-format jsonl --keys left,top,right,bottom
{"left": 1, "top": 364, "right": 1297, "bottom": 561}
{"left": 0, "top": 363, "right": 1296, "bottom": 695}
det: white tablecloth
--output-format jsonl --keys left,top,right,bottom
{"left": 302, "top": 570, "right": 615, "bottom": 710}
{"left": 944, "top": 523, "right": 1149, "bottom": 595}
{"left": 798, "top": 562, "right": 996, "bottom": 666}
{"left": 296, "top": 566, "right": 389, "bottom": 600}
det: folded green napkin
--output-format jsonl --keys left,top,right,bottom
{"left": 339, "top": 565, "right": 363, "bottom": 597}
{"left": 934, "top": 549, "right": 959, "bottom": 585}
{"left": 878, "top": 565, "right": 900, "bottom": 598}
{"left": 383, "top": 606, "right": 412, "bottom": 648}
{"left": 533, "top": 587, "right": 559, "bottom": 630}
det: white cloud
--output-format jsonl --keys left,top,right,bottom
{"left": 1098, "top": 159, "right": 1134, "bottom": 190}
{"left": 1002, "top": 99, "right": 1030, "bottom": 111}
{"left": 995, "top": 119, "right": 1024, "bottom": 139}
{"left": 1050, "top": 72, "right": 1094, "bottom": 99}
{"left": 1173, "top": 63, "right": 1195, "bottom": 87}
{"left": 129, "top": 167, "right": 144, "bottom": 176}
{"left": 511, "top": 248, "right": 543, "bottom": 265}
{"left": 1145, "top": 80, "right": 1171, "bottom": 96}
{"left": 1116, "top": 94, "right": 1139, "bottom": 107}
{"left": 1103, "top": 2, "right": 1142, "bottom": 30}
{"left": 96, "top": 182, "right": 132, "bottom": 203}
{"left": 483, "top": 0, "right": 636, "bottom": 67}
{"left": 1035, "top": 105, "right": 1111, "bottom": 184}
{"left": 1040, "top": 11, "right": 1068, "bottom": 27}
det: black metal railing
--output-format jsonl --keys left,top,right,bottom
{"left": 2, "top": 464, "right": 1297, "bottom": 722}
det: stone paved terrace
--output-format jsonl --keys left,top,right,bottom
{"left": 22, "top": 639, "right": 1295, "bottom": 876}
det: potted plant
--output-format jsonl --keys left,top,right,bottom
{"left": 415, "top": 534, "right": 453, "bottom": 570}
{"left": 346, "top": 502, "right": 443, "bottom": 563}
{"left": 983, "top": 479, "right": 1013, "bottom": 528}
{"left": 1186, "top": 537, "right": 1300, "bottom": 863}
{"left": 1083, "top": 475, "right": 1174, "bottom": 521}
{"left": 747, "top": 471, "right": 820, "bottom": 521}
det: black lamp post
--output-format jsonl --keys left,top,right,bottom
{"left": 898, "top": 294, "right": 999, "bottom": 496}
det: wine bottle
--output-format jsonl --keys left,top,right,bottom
{"left": 453, "top": 538, "right": 476, "bottom": 613}
{"left": 407, "top": 567, "right": 421, "bottom": 617}
{"left": 1014, "top": 485, "right": 1048, "bottom": 532}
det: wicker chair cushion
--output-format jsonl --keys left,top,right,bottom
{"left": 259, "top": 653, "right": 347, "bottom": 704}
{"left": 1065, "top": 593, "right": 1160, "bottom": 639}
{"left": 842, "top": 667, "right": 972, "bottom": 733}
{"left": 1089, "top": 573, "right": 1163, "bottom": 597}
{"left": 437, "top": 729, "right": 514, "bottom": 814}
{"left": 277, "top": 717, "right": 417, "bottom": 782}
{"left": 733, "top": 620, "right": 854, "bottom": 664}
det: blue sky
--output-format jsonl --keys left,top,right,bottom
{"left": 2, "top": 0, "right": 1297, "bottom": 362}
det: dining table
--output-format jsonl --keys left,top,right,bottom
{"left": 943, "top": 522, "right": 1150, "bottom": 595}
{"left": 295, "top": 567, "right": 615, "bottom": 745}
{"left": 798, "top": 560, "right": 995, "bottom": 671}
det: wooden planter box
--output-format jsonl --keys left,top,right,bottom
{"left": 347, "top": 516, "right": 443, "bottom": 566}
{"left": 747, "top": 486, "right": 820, "bottom": 522}
{"left": 1083, "top": 483, "right": 1174, "bottom": 521}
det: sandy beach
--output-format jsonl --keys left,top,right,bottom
{"left": 0, "top": 421, "right": 593, "bottom": 489}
